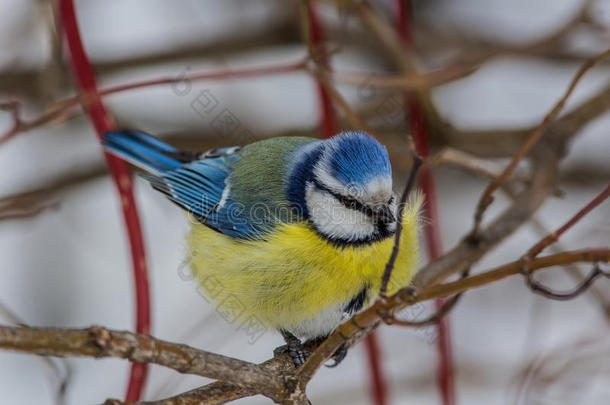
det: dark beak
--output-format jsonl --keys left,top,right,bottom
{"left": 374, "top": 205, "right": 396, "bottom": 224}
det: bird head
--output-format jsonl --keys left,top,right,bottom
{"left": 290, "top": 132, "right": 396, "bottom": 245}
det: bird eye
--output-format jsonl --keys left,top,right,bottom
{"left": 343, "top": 197, "right": 358, "bottom": 210}
{"left": 388, "top": 196, "right": 395, "bottom": 204}
{"left": 338, "top": 195, "right": 362, "bottom": 211}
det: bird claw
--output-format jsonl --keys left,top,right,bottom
{"left": 324, "top": 343, "right": 348, "bottom": 368}
{"left": 289, "top": 347, "right": 311, "bottom": 368}
{"left": 279, "top": 330, "right": 311, "bottom": 368}
{"left": 273, "top": 344, "right": 289, "bottom": 357}
{"left": 278, "top": 331, "right": 350, "bottom": 368}
{"left": 273, "top": 343, "right": 311, "bottom": 368}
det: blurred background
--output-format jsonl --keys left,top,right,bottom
{"left": 1, "top": 0, "right": 610, "bottom": 404}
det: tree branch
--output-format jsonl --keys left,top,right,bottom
{"left": 0, "top": 325, "right": 285, "bottom": 397}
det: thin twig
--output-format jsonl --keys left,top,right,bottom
{"left": 379, "top": 155, "right": 422, "bottom": 298}
{"left": 523, "top": 263, "right": 610, "bottom": 301}
{"left": 527, "top": 217, "right": 610, "bottom": 317}
{"left": 527, "top": 183, "right": 610, "bottom": 259}
{"left": 0, "top": 165, "right": 104, "bottom": 221}
{"left": 136, "top": 382, "right": 252, "bottom": 405}
{"left": 430, "top": 148, "right": 529, "bottom": 183}
{"left": 0, "top": 58, "right": 309, "bottom": 145}
{"left": 0, "top": 16, "right": 301, "bottom": 97}
{"left": 331, "top": 64, "right": 477, "bottom": 90}
{"left": 416, "top": 250, "right": 610, "bottom": 302}
{"left": 472, "top": 49, "right": 610, "bottom": 235}
{"left": 520, "top": 183, "right": 610, "bottom": 299}
{"left": 388, "top": 267, "right": 470, "bottom": 327}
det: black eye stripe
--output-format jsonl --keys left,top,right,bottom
{"left": 312, "top": 180, "right": 374, "bottom": 217}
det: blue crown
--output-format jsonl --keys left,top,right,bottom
{"left": 324, "top": 131, "right": 391, "bottom": 186}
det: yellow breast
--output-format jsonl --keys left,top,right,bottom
{"left": 187, "top": 199, "right": 420, "bottom": 332}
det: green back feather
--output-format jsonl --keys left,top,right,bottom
{"left": 229, "top": 136, "right": 317, "bottom": 223}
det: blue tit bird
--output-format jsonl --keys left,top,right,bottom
{"left": 103, "top": 129, "right": 420, "bottom": 366}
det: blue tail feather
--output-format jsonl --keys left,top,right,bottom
{"left": 103, "top": 130, "right": 181, "bottom": 173}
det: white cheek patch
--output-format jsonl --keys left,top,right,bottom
{"left": 305, "top": 183, "right": 376, "bottom": 241}
{"left": 363, "top": 176, "right": 393, "bottom": 204}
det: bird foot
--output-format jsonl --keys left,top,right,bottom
{"left": 277, "top": 331, "right": 350, "bottom": 368}
{"left": 278, "top": 330, "right": 310, "bottom": 368}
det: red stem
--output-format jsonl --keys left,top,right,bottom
{"left": 307, "top": 2, "right": 339, "bottom": 139}
{"left": 394, "top": 1, "right": 456, "bottom": 405}
{"left": 58, "top": 1, "right": 151, "bottom": 401}
{"left": 364, "top": 332, "right": 388, "bottom": 405}
{"left": 306, "top": 3, "right": 387, "bottom": 405}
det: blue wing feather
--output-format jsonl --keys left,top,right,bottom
{"left": 102, "top": 130, "right": 266, "bottom": 240}
{"left": 104, "top": 130, "right": 181, "bottom": 172}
